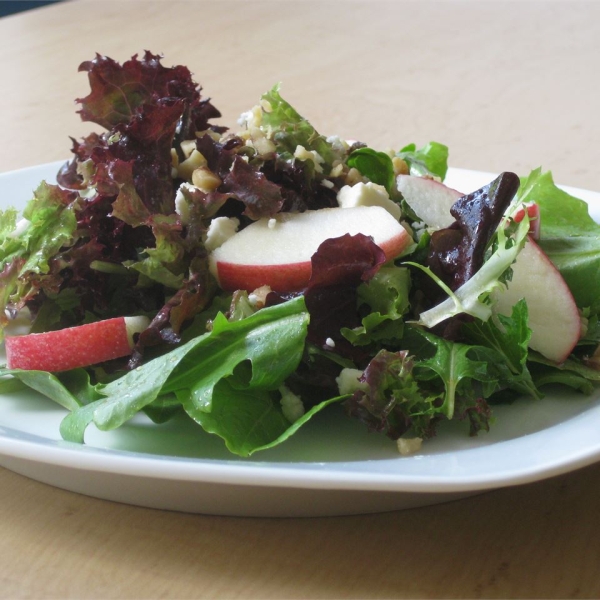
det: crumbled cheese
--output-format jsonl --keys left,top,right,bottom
{"left": 174, "top": 182, "right": 198, "bottom": 225}
{"left": 248, "top": 285, "right": 272, "bottom": 309}
{"left": 336, "top": 182, "right": 401, "bottom": 220}
{"left": 320, "top": 179, "right": 334, "bottom": 189}
{"left": 397, "top": 437, "right": 423, "bottom": 456}
{"left": 8, "top": 218, "right": 30, "bottom": 239}
{"left": 325, "top": 337, "right": 336, "bottom": 348}
{"left": 267, "top": 218, "right": 277, "bottom": 229}
{"left": 204, "top": 217, "right": 240, "bottom": 251}
{"left": 237, "top": 105, "right": 263, "bottom": 129}
{"left": 326, "top": 135, "right": 350, "bottom": 154}
{"left": 335, "top": 368, "right": 368, "bottom": 395}
{"left": 279, "top": 385, "right": 305, "bottom": 423}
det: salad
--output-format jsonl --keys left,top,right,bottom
{"left": 1, "top": 51, "right": 600, "bottom": 458}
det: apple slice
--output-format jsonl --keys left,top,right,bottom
{"left": 396, "top": 174, "right": 463, "bottom": 229}
{"left": 209, "top": 206, "right": 412, "bottom": 292}
{"left": 5, "top": 316, "right": 149, "bottom": 372}
{"left": 493, "top": 237, "right": 580, "bottom": 363}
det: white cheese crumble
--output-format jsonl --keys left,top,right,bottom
{"left": 174, "top": 182, "right": 198, "bottom": 225}
{"left": 326, "top": 135, "right": 350, "bottom": 154}
{"left": 325, "top": 337, "right": 336, "bottom": 348}
{"left": 279, "top": 385, "right": 305, "bottom": 423}
{"left": 335, "top": 368, "right": 368, "bottom": 395}
{"left": 8, "top": 218, "right": 31, "bottom": 239}
{"left": 337, "top": 182, "right": 401, "bottom": 220}
{"left": 267, "top": 218, "right": 277, "bottom": 230}
{"left": 204, "top": 217, "right": 240, "bottom": 252}
{"left": 397, "top": 437, "right": 423, "bottom": 456}
{"left": 237, "top": 105, "right": 263, "bottom": 129}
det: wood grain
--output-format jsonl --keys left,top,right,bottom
{"left": 0, "top": 1, "right": 599, "bottom": 598}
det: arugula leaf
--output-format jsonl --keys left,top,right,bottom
{"left": 396, "top": 141, "right": 449, "bottom": 180}
{"left": 528, "top": 351, "right": 600, "bottom": 394}
{"left": 411, "top": 329, "right": 493, "bottom": 419}
{"left": 59, "top": 297, "right": 309, "bottom": 448}
{"left": 462, "top": 299, "right": 541, "bottom": 399}
{"left": 178, "top": 370, "right": 345, "bottom": 456}
{"left": 0, "top": 367, "right": 96, "bottom": 411}
{"left": 347, "top": 147, "right": 395, "bottom": 193}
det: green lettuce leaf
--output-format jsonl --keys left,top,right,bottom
{"left": 342, "top": 266, "right": 411, "bottom": 346}
{"left": 0, "top": 183, "right": 77, "bottom": 337}
{"left": 347, "top": 147, "right": 395, "bottom": 193}
{"left": 260, "top": 84, "right": 335, "bottom": 165}
{"left": 396, "top": 141, "right": 449, "bottom": 180}
{"left": 519, "top": 168, "right": 600, "bottom": 312}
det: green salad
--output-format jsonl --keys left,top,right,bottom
{"left": 1, "top": 51, "right": 600, "bottom": 457}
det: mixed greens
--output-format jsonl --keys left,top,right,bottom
{"left": 1, "top": 52, "right": 600, "bottom": 457}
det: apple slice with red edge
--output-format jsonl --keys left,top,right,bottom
{"left": 209, "top": 205, "right": 412, "bottom": 292}
{"left": 5, "top": 316, "right": 149, "bottom": 372}
{"left": 396, "top": 174, "right": 463, "bottom": 229}
{"left": 493, "top": 236, "right": 580, "bottom": 363}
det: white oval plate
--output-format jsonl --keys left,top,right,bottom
{"left": 1, "top": 161, "right": 599, "bottom": 517}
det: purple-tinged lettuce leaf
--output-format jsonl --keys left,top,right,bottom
{"left": 222, "top": 155, "right": 284, "bottom": 219}
{"left": 427, "top": 171, "right": 520, "bottom": 292}
{"left": 76, "top": 51, "right": 219, "bottom": 133}
{"left": 344, "top": 350, "right": 440, "bottom": 440}
{"left": 303, "top": 234, "right": 386, "bottom": 360}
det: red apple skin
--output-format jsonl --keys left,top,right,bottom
{"left": 5, "top": 316, "right": 147, "bottom": 372}
{"left": 215, "top": 230, "right": 410, "bottom": 292}
{"left": 216, "top": 261, "right": 311, "bottom": 293}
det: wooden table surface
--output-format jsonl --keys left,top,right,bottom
{"left": 1, "top": 1, "right": 600, "bottom": 598}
